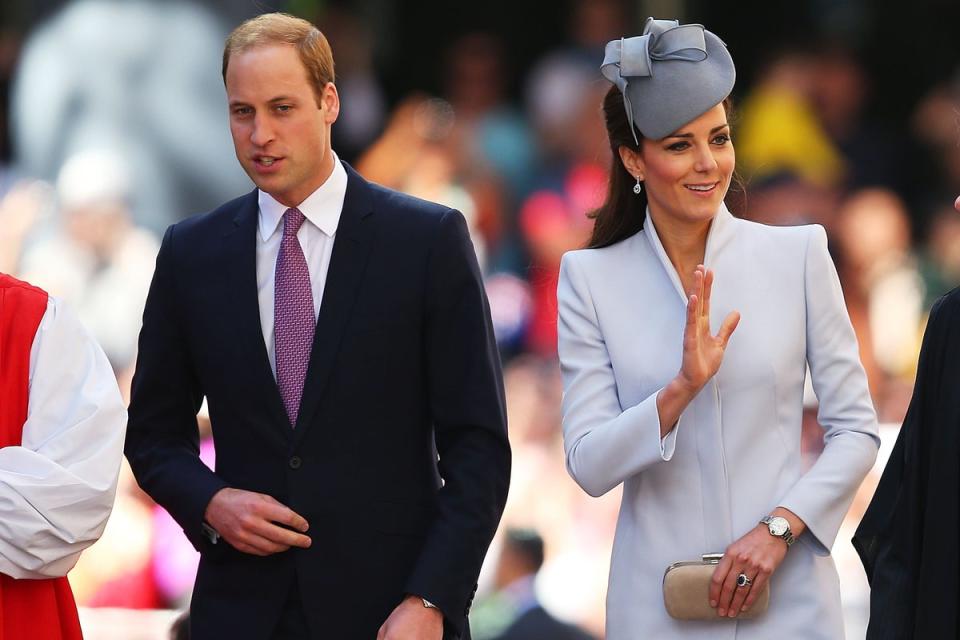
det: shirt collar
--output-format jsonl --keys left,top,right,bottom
{"left": 258, "top": 152, "right": 348, "bottom": 242}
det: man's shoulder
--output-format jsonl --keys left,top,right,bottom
{"left": 929, "top": 286, "right": 960, "bottom": 327}
{"left": 365, "top": 180, "right": 453, "bottom": 224}
{"left": 168, "top": 190, "right": 257, "bottom": 240}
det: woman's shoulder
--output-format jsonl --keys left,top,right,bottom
{"left": 731, "top": 217, "right": 826, "bottom": 259}
{"left": 561, "top": 230, "right": 645, "bottom": 270}
{"left": 733, "top": 216, "right": 823, "bottom": 241}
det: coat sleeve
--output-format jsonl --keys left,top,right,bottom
{"left": 777, "top": 224, "right": 880, "bottom": 552}
{"left": 402, "top": 209, "right": 511, "bottom": 637}
{"left": 557, "top": 252, "right": 685, "bottom": 498}
{"left": 0, "top": 297, "right": 126, "bottom": 578}
{"left": 124, "top": 224, "right": 228, "bottom": 551}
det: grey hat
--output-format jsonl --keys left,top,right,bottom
{"left": 601, "top": 17, "right": 735, "bottom": 142}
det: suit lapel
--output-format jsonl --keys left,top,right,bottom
{"left": 221, "top": 190, "right": 293, "bottom": 445}
{"left": 293, "top": 165, "right": 375, "bottom": 443}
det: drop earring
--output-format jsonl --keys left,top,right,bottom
{"left": 633, "top": 176, "right": 643, "bottom": 194}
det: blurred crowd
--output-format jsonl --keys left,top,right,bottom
{"left": 1, "top": 0, "right": 960, "bottom": 638}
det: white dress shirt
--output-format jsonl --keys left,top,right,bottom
{"left": 256, "top": 155, "right": 348, "bottom": 376}
{"left": 0, "top": 297, "right": 126, "bottom": 579}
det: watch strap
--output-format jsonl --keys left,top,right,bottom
{"left": 760, "top": 515, "right": 796, "bottom": 546}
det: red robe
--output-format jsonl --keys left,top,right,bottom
{"left": 0, "top": 274, "right": 83, "bottom": 640}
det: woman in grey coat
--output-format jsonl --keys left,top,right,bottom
{"left": 557, "top": 18, "right": 879, "bottom": 639}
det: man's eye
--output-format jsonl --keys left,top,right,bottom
{"left": 276, "top": 105, "right": 292, "bottom": 112}
{"left": 233, "top": 107, "right": 252, "bottom": 116}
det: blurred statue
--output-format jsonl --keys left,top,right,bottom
{"left": 10, "top": 0, "right": 251, "bottom": 231}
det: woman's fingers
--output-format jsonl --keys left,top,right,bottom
{"left": 702, "top": 267, "right": 713, "bottom": 320}
{"left": 716, "top": 310, "right": 741, "bottom": 347}
{"left": 694, "top": 267, "right": 705, "bottom": 319}
{"left": 742, "top": 566, "right": 772, "bottom": 612}
{"left": 726, "top": 569, "right": 754, "bottom": 618}
{"left": 709, "top": 554, "right": 732, "bottom": 607}
{"left": 716, "top": 562, "right": 742, "bottom": 617}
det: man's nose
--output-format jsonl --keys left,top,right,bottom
{"left": 250, "top": 114, "right": 274, "bottom": 147}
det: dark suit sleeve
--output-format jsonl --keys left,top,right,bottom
{"left": 404, "top": 208, "right": 511, "bottom": 634}
{"left": 124, "top": 224, "right": 229, "bottom": 551}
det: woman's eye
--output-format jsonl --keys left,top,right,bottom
{"left": 667, "top": 142, "right": 690, "bottom": 152}
{"left": 712, "top": 134, "right": 730, "bottom": 145}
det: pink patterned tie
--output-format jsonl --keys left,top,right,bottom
{"left": 274, "top": 208, "right": 315, "bottom": 427}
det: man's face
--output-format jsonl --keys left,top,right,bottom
{"left": 226, "top": 44, "right": 339, "bottom": 207}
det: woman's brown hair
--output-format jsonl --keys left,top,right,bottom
{"left": 587, "top": 87, "right": 734, "bottom": 249}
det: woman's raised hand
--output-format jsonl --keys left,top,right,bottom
{"left": 677, "top": 265, "right": 740, "bottom": 393}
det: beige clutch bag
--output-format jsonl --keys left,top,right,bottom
{"left": 662, "top": 553, "right": 769, "bottom": 620}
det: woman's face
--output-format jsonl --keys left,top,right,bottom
{"left": 630, "top": 102, "right": 734, "bottom": 225}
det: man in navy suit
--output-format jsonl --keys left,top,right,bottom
{"left": 124, "top": 13, "right": 510, "bottom": 640}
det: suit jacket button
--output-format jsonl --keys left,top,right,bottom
{"left": 288, "top": 456, "right": 302, "bottom": 470}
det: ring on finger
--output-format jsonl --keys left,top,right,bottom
{"left": 736, "top": 573, "right": 753, "bottom": 588}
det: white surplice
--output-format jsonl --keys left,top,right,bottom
{"left": 0, "top": 297, "right": 126, "bottom": 579}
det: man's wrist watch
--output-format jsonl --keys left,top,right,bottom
{"left": 760, "top": 515, "right": 796, "bottom": 546}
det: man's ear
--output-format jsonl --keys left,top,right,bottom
{"left": 617, "top": 145, "right": 645, "bottom": 181}
{"left": 319, "top": 82, "right": 340, "bottom": 124}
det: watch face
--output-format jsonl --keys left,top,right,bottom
{"left": 769, "top": 517, "right": 789, "bottom": 536}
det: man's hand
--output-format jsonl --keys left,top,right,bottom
{"left": 377, "top": 595, "right": 443, "bottom": 640}
{"left": 203, "top": 488, "right": 311, "bottom": 556}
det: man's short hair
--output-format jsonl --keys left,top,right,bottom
{"left": 222, "top": 13, "right": 335, "bottom": 105}
{"left": 504, "top": 528, "right": 545, "bottom": 574}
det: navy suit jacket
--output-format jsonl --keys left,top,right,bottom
{"left": 125, "top": 164, "right": 511, "bottom": 639}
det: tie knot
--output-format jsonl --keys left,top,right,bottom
{"left": 283, "top": 208, "right": 306, "bottom": 237}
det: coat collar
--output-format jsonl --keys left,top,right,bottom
{"left": 641, "top": 202, "right": 737, "bottom": 304}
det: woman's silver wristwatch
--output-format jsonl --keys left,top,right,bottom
{"left": 760, "top": 515, "right": 796, "bottom": 546}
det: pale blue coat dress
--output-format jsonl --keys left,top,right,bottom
{"left": 557, "top": 204, "right": 879, "bottom": 639}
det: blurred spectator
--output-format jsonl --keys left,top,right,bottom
{"left": 518, "top": 162, "right": 600, "bottom": 357}
{"left": 517, "top": 78, "right": 607, "bottom": 357}
{"left": 525, "top": 0, "right": 621, "bottom": 166}
{"left": 810, "top": 45, "right": 906, "bottom": 194}
{"left": 10, "top": 0, "right": 251, "bottom": 231}
{"left": 442, "top": 32, "right": 534, "bottom": 274}
{"left": 323, "top": 6, "right": 387, "bottom": 164}
{"left": 70, "top": 411, "right": 214, "bottom": 610}
{"left": 833, "top": 188, "right": 924, "bottom": 420}
{"left": 492, "top": 357, "right": 618, "bottom": 636}
{"left": 170, "top": 612, "right": 190, "bottom": 640}
{"left": 356, "top": 95, "right": 487, "bottom": 270}
{"left": 736, "top": 169, "right": 840, "bottom": 228}
{"left": 919, "top": 201, "right": 960, "bottom": 306}
{"left": 909, "top": 74, "right": 960, "bottom": 233}
{"left": 0, "top": 177, "right": 54, "bottom": 274}
{"left": 472, "top": 528, "right": 596, "bottom": 640}
{"left": 736, "top": 51, "right": 847, "bottom": 189}
{"left": 17, "top": 149, "right": 158, "bottom": 381}
{"left": 0, "top": 26, "right": 22, "bottom": 169}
